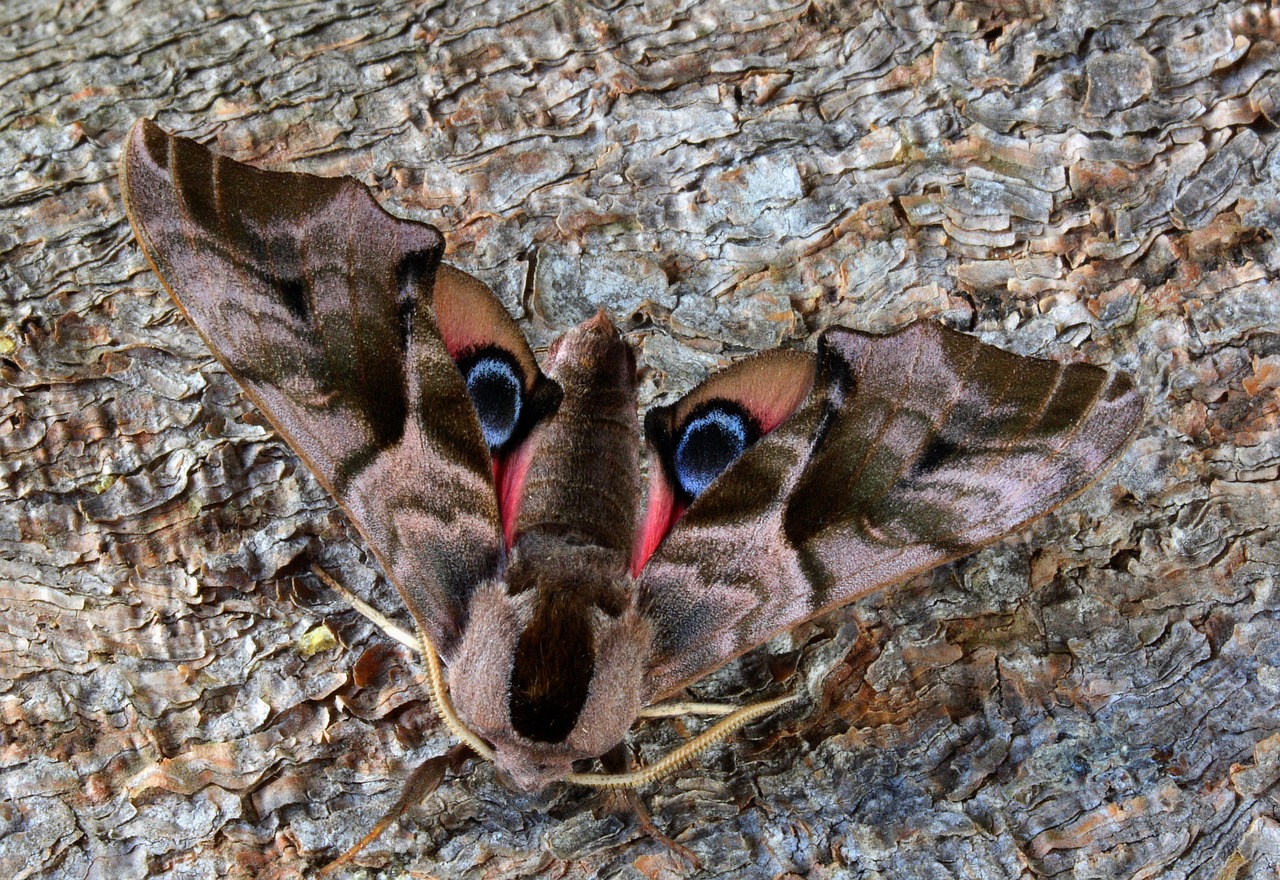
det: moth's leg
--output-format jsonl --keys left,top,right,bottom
{"left": 597, "top": 744, "right": 702, "bottom": 869}
{"left": 567, "top": 692, "right": 799, "bottom": 788}
{"left": 311, "top": 565, "right": 418, "bottom": 651}
{"left": 637, "top": 700, "right": 739, "bottom": 718}
{"left": 318, "top": 742, "right": 475, "bottom": 876}
{"left": 311, "top": 565, "right": 496, "bottom": 763}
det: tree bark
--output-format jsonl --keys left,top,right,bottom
{"left": 2, "top": 1, "right": 1279, "bottom": 878}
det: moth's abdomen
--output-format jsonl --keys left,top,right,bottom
{"left": 511, "top": 310, "right": 641, "bottom": 563}
{"left": 463, "top": 311, "right": 642, "bottom": 746}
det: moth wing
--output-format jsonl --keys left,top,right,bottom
{"left": 636, "top": 321, "right": 1144, "bottom": 699}
{"left": 121, "top": 120, "right": 550, "bottom": 657}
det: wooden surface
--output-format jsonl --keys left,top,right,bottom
{"left": 3, "top": 1, "right": 1280, "bottom": 877}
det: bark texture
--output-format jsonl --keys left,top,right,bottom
{"left": 3, "top": 1, "right": 1280, "bottom": 878}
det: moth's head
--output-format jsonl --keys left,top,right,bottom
{"left": 447, "top": 570, "right": 651, "bottom": 791}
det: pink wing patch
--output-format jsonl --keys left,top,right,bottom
{"left": 432, "top": 263, "right": 558, "bottom": 550}
{"left": 494, "top": 439, "right": 535, "bottom": 549}
{"left": 632, "top": 467, "right": 685, "bottom": 576}
{"left": 433, "top": 265, "right": 538, "bottom": 371}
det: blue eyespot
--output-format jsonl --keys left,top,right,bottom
{"left": 463, "top": 351, "right": 523, "bottom": 450}
{"left": 673, "top": 403, "right": 759, "bottom": 500}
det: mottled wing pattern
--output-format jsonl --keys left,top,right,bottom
{"left": 121, "top": 119, "right": 501, "bottom": 657}
{"left": 638, "top": 322, "right": 1143, "bottom": 699}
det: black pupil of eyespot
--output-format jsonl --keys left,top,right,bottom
{"left": 673, "top": 404, "right": 756, "bottom": 500}
{"left": 465, "top": 353, "right": 523, "bottom": 450}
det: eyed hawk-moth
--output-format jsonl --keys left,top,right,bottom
{"left": 119, "top": 117, "right": 1143, "bottom": 847}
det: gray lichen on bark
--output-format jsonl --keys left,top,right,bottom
{"left": 3, "top": 1, "right": 1280, "bottom": 878}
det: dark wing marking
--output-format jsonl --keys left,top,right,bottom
{"left": 636, "top": 321, "right": 1143, "bottom": 699}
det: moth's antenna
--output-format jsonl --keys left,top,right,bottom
{"left": 419, "top": 627, "right": 497, "bottom": 762}
{"left": 312, "top": 566, "right": 491, "bottom": 874}
{"left": 565, "top": 692, "right": 799, "bottom": 789}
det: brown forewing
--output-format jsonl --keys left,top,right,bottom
{"left": 638, "top": 321, "right": 1143, "bottom": 699}
{"left": 120, "top": 120, "right": 502, "bottom": 657}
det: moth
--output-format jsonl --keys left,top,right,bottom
{"left": 120, "top": 118, "right": 1143, "bottom": 853}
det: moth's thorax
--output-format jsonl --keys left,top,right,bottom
{"left": 448, "top": 561, "right": 651, "bottom": 791}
